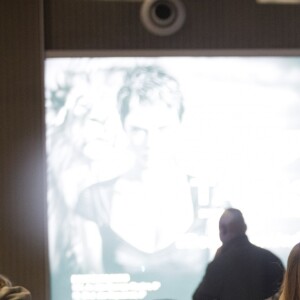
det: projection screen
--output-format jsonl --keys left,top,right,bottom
{"left": 45, "top": 57, "right": 300, "bottom": 300}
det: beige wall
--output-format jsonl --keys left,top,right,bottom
{"left": 1, "top": 0, "right": 300, "bottom": 299}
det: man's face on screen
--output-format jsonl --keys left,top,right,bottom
{"left": 123, "top": 102, "right": 180, "bottom": 170}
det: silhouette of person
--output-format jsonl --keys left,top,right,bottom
{"left": 193, "top": 208, "right": 284, "bottom": 300}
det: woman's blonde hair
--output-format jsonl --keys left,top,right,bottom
{"left": 280, "top": 243, "right": 300, "bottom": 300}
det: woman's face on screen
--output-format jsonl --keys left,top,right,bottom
{"left": 123, "top": 101, "right": 180, "bottom": 169}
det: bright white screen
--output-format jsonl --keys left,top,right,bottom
{"left": 45, "top": 57, "right": 300, "bottom": 300}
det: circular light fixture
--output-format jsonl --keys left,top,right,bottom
{"left": 140, "top": 0, "right": 186, "bottom": 36}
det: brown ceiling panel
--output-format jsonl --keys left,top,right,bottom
{"left": 44, "top": 0, "right": 300, "bottom": 51}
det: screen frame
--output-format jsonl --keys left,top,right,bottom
{"left": 46, "top": 49, "right": 300, "bottom": 58}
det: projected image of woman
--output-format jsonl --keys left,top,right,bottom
{"left": 48, "top": 65, "right": 208, "bottom": 300}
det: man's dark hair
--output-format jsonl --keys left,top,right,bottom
{"left": 117, "top": 65, "right": 184, "bottom": 124}
{"left": 224, "top": 208, "right": 247, "bottom": 237}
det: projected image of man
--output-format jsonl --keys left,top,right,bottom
{"left": 71, "top": 66, "right": 208, "bottom": 300}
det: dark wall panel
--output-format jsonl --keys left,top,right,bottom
{"left": 0, "top": 1, "right": 48, "bottom": 299}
